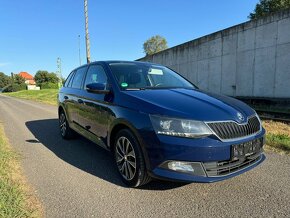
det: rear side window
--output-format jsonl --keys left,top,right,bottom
{"left": 64, "top": 71, "right": 74, "bottom": 87}
{"left": 71, "top": 67, "right": 87, "bottom": 89}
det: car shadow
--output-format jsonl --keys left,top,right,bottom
{"left": 25, "top": 119, "right": 186, "bottom": 190}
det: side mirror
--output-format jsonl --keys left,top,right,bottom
{"left": 86, "top": 83, "right": 110, "bottom": 94}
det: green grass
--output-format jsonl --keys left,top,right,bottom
{"left": 0, "top": 125, "right": 42, "bottom": 217}
{"left": 266, "top": 133, "right": 290, "bottom": 153}
{"left": 263, "top": 120, "right": 290, "bottom": 154}
{"left": 4, "top": 89, "right": 58, "bottom": 105}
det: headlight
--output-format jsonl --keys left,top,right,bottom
{"left": 149, "top": 115, "right": 212, "bottom": 138}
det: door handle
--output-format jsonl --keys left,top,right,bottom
{"left": 64, "top": 96, "right": 69, "bottom": 100}
{"left": 78, "top": 99, "right": 84, "bottom": 104}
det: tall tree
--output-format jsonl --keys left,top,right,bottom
{"left": 249, "top": 0, "right": 290, "bottom": 19}
{"left": 0, "top": 72, "right": 10, "bottom": 88}
{"left": 34, "top": 71, "right": 50, "bottom": 84}
{"left": 143, "top": 35, "right": 168, "bottom": 56}
{"left": 34, "top": 70, "right": 58, "bottom": 85}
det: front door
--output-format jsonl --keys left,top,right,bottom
{"left": 78, "top": 64, "right": 113, "bottom": 148}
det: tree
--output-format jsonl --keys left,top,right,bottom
{"left": 2, "top": 74, "right": 26, "bottom": 92}
{"left": 34, "top": 71, "right": 50, "bottom": 84}
{"left": 249, "top": 0, "right": 290, "bottom": 19}
{"left": 143, "top": 35, "right": 168, "bottom": 56}
{"left": 13, "top": 74, "right": 25, "bottom": 85}
{"left": 34, "top": 70, "right": 59, "bottom": 85}
{"left": 0, "top": 72, "right": 10, "bottom": 88}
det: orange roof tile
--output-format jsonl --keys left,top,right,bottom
{"left": 19, "top": 72, "right": 34, "bottom": 80}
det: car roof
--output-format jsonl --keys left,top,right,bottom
{"left": 95, "top": 60, "right": 161, "bottom": 66}
{"left": 71, "top": 60, "right": 163, "bottom": 72}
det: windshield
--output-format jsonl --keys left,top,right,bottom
{"left": 109, "top": 63, "right": 195, "bottom": 90}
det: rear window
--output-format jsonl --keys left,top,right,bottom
{"left": 64, "top": 71, "right": 75, "bottom": 87}
{"left": 71, "top": 67, "right": 87, "bottom": 89}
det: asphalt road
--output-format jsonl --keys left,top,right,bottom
{"left": 0, "top": 94, "right": 290, "bottom": 218}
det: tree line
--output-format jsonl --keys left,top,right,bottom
{"left": 0, "top": 71, "right": 62, "bottom": 92}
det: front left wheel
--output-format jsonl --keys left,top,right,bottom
{"left": 114, "top": 129, "right": 151, "bottom": 187}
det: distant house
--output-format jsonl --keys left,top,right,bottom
{"left": 18, "top": 72, "right": 36, "bottom": 85}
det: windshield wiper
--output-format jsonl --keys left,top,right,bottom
{"left": 125, "top": 88, "right": 147, "bottom": 91}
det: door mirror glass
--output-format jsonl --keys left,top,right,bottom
{"left": 86, "top": 83, "right": 110, "bottom": 94}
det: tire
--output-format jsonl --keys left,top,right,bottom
{"left": 114, "top": 129, "right": 151, "bottom": 187}
{"left": 59, "top": 110, "right": 75, "bottom": 139}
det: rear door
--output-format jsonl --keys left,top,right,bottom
{"left": 65, "top": 66, "right": 87, "bottom": 127}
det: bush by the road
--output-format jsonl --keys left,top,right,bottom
{"left": 40, "top": 82, "right": 59, "bottom": 89}
{"left": 3, "top": 83, "right": 26, "bottom": 93}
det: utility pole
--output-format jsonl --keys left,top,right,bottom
{"left": 56, "top": 57, "right": 62, "bottom": 89}
{"left": 78, "top": 35, "right": 82, "bottom": 66}
{"left": 84, "top": 0, "right": 91, "bottom": 63}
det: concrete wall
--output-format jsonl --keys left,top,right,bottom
{"left": 138, "top": 9, "right": 290, "bottom": 98}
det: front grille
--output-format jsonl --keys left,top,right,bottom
{"left": 207, "top": 116, "right": 261, "bottom": 140}
{"left": 203, "top": 152, "right": 262, "bottom": 177}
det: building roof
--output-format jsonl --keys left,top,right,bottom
{"left": 19, "top": 72, "right": 34, "bottom": 80}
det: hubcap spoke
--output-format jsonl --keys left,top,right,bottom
{"left": 127, "top": 160, "right": 136, "bottom": 169}
{"left": 127, "top": 150, "right": 135, "bottom": 158}
{"left": 120, "top": 162, "right": 125, "bottom": 173}
{"left": 125, "top": 140, "right": 130, "bottom": 153}
{"left": 127, "top": 162, "right": 134, "bottom": 178}
{"left": 116, "top": 148, "right": 124, "bottom": 160}
{"left": 124, "top": 162, "right": 129, "bottom": 179}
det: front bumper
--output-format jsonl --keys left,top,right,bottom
{"left": 144, "top": 128, "right": 266, "bottom": 183}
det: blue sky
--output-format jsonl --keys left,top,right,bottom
{"left": 0, "top": 0, "right": 258, "bottom": 78}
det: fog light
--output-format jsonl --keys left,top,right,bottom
{"left": 161, "top": 161, "right": 206, "bottom": 176}
{"left": 168, "top": 161, "right": 194, "bottom": 173}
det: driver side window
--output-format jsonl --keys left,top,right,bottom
{"left": 84, "top": 65, "right": 108, "bottom": 90}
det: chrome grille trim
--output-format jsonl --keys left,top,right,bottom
{"left": 205, "top": 115, "right": 262, "bottom": 142}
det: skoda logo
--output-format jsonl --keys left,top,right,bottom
{"left": 237, "top": 112, "right": 244, "bottom": 122}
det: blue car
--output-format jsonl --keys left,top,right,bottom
{"left": 58, "top": 61, "right": 265, "bottom": 187}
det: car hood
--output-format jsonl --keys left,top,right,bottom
{"left": 120, "top": 88, "right": 256, "bottom": 123}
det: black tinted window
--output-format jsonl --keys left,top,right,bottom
{"left": 84, "top": 65, "right": 108, "bottom": 89}
{"left": 71, "top": 67, "right": 87, "bottom": 89}
{"left": 64, "top": 71, "right": 74, "bottom": 87}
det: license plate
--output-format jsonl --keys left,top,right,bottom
{"left": 232, "top": 138, "right": 263, "bottom": 160}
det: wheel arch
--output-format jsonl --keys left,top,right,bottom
{"left": 108, "top": 120, "right": 151, "bottom": 170}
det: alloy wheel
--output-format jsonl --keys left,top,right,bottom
{"left": 115, "top": 136, "right": 137, "bottom": 181}
{"left": 59, "top": 113, "right": 67, "bottom": 137}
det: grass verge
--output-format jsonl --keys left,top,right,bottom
{"left": 0, "top": 124, "right": 42, "bottom": 217}
{"left": 4, "top": 89, "right": 58, "bottom": 105}
{"left": 263, "top": 120, "right": 290, "bottom": 154}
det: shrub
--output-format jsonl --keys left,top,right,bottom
{"left": 40, "top": 82, "right": 59, "bottom": 89}
{"left": 3, "top": 84, "right": 26, "bottom": 92}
